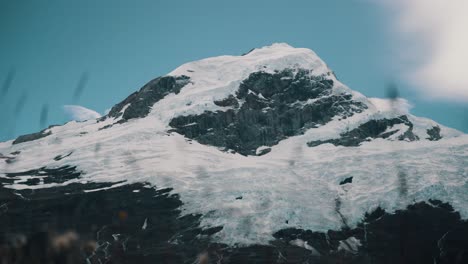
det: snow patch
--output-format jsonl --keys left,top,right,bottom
{"left": 338, "top": 237, "right": 361, "bottom": 253}
{"left": 290, "top": 239, "right": 321, "bottom": 255}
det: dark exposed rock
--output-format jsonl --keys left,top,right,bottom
{"left": 236, "top": 69, "right": 333, "bottom": 102}
{"left": 104, "top": 75, "right": 190, "bottom": 122}
{"left": 340, "top": 177, "right": 353, "bottom": 185}
{"left": 0, "top": 180, "right": 209, "bottom": 264}
{"left": 272, "top": 201, "right": 468, "bottom": 264}
{"left": 241, "top": 48, "right": 256, "bottom": 56}
{"left": 214, "top": 95, "right": 239, "bottom": 108}
{"left": 364, "top": 206, "right": 386, "bottom": 222}
{"left": 358, "top": 201, "right": 468, "bottom": 264}
{"left": 0, "top": 154, "right": 16, "bottom": 165}
{"left": 170, "top": 69, "right": 367, "bottom": 155}
{"left": 23, "top": 178, "right": 41, "bottom": 185}
{"left": 398, "top": 128, "right": 419, "bottom": 141}
{"left": 256, "top": 147, "right": 271, "bottom": 156}
{"left": 4, "top": 158, "right": 15, "bottom": 164}
{"left": 98, "top": 124, "right": 113, "bottom": 130}
{"left": 12, "top": 129, "right": 52, "bottom": 145}
{"left": 429, "top": 199, "right": 454, "bottom": 211}
{"left": 437, "top": 226, "right": 468, "bottom": 264}
{"left": 200, "top": 226, "right": 223, "bottom": 236}
{"left": 307, "top": 115, "right": 419, "bottom": 147}
{"left": 53, "top": 151, "right": 73, "bottom": 161}
{"left": 0, "top": 153, "right": 15, "bottom": 164}
{"left": 3, "top": 165, "right": 81, "bottom": 186}
{"left": 427, "top": 126, "right": 442, "bottom": 141}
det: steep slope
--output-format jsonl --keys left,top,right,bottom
{"left": 1, "top": 43, "right": 467, "bottom": 254}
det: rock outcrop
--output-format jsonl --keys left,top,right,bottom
{"left": 170, "top": 69, "right": 367, "bottom": 155}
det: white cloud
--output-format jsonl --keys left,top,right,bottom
{"left": 379, "top": 0, "right": 468, "bottom": 102}
{"left": 369, "top": 97, "right": 413, "bottom": 115}
{"left": 63, "top": 105, "right": 101, "bottom": 121}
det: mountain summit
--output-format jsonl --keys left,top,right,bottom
{"left": 1, "top": 44, "right": 467, "bottom": 262}
{"left": 97, "top": 43, "right": 459, "bottom": 155}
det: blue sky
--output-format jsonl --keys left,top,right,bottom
{"left": 0, "top": 0, "right": 466, "bottom": 141}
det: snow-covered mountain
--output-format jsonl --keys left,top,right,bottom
{"left": 1, "top": 43, "right": 467, "bottom": 263}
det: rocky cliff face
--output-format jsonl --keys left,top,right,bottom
{"left": 170, "top": 69, "right": 367, "bottom": 155}
{"left": 106, "top": 75, "right": 191, "bottom": 122}
{"left": 2, "top": 177, "right": 467, "bottom": 264}
{"left": 307, "top": 115, "right": 421, "bottom": 147}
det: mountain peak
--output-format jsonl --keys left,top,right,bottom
{"left": 169, "top": 43, "right": 330, "bottom": 80}
{"left": 243, "top": 42, "right": 307, "bottom": 56}
{"left": 1, "top": 44, "right": 466, "bottom": 246}
{"left": 6, "top": 43, "right": 462, "bottom": 152}
{"left": 261, "top": 42, "right": 294, "bottom": 49}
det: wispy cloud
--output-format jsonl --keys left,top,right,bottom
{"left": 378, "top": 0, "right": 468, "bottom": 102}
{"left": 63, "top": 105, "right": 101, "bottom": 121}
{"left": 369, "top": 97, "right": 413, "bottom": 114}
